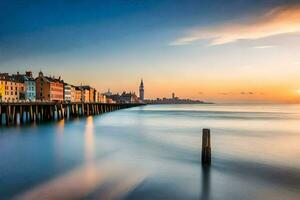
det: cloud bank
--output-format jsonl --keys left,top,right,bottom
{"left": 170, "top": 5, "right": 300, "bottom": 46}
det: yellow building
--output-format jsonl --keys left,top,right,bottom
{"left": 0, "top": 84, "right": 4, "bottom": 100}
{"left": 0, "top": 73, "right": 25, "bottom": 102}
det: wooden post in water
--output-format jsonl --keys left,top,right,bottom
{"left": 202, "top": 129, "right": 211, "bottom": 165}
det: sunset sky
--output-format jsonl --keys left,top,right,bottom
{"left": 1, "top": 0, "right": 300, "bottom": 103}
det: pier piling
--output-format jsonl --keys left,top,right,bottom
{"left": 0, "top": 102, "right": 143, "bottom": 127}
{"left": 202, "top": 128, "right": 211, "bottom": 165}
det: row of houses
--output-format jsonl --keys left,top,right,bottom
{"left": 0, "top": 71, "right": 108, "bottom": 103}
{"left": 107, "top": 92, "right": 140, "bottom": 104}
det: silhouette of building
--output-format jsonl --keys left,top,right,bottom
{"left": 144, "top": 93, "right": 208, "bottom": 104}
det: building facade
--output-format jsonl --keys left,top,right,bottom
{"left": 0, "top": 73, "right": 25, "bottom": 102}
{"left": 99, "top": 94, "right": 107, "bottom": 103}
{"left": 64, "top": 84, "right": 72, "bottom": 102}
{"left": 83, "top": 89, "right": 90, "bottom": 102}
{"left": 79, "top": 86, "right": 96, "bottom": 102}
{"left": 13, "top": 71, "right": 36, "bottom": 102}
{"left": 71, "top": 85, "right": 76, "bottom": 102}
{"left": 75, "top": 87, "right": 83, "bottom": 102}
{"left": 109, "top": 92, "right": 139, "bottom": 104}
{"left": 36, "top": 71, "right": 64, "bottom": 102}
{"left": 95, "top": 91, "right": 99, "bottom": 102}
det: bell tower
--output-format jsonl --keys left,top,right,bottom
{"left": 139, "top": 79, "right": 144, "bottom": 101}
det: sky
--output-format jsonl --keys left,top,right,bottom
{"left": 1, "top": 0, "right": 300, "bottom": 103}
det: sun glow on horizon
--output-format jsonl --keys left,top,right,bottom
{"left": 1, "top": 1, "right": 300, "bottom": 104}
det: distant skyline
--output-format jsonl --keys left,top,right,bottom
{"left": 1, "top": 0, "right": 300, "bottom": 103}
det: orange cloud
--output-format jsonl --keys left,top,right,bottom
{"left": 170, "top": 5, "right": 300, "bottom": 46}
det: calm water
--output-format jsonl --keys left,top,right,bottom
{"left": 1, "top": 104, "right": 300, "bottom": 200}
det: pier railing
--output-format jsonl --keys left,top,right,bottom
{"left": 0, "top": 102, "right": 144, "bottom": 126}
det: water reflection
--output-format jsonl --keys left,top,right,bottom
{"left": 56, "top": 119, "right": 65, "bottom": 134}
{"left": 200, "top": 165, "right": 211, "bottom": 200}
{"left": 84, "top": 116, "right": 97, "bottom": 188}
{"left": 2, "top": 104, "right": 300, "bottom": 200}
{"left": 85, "top": 116, "right": 95, "bottom": 162}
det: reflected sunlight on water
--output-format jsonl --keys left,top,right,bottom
{"left": 85, "top": 116, "right": 95, "bottom": 162}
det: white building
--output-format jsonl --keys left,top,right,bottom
{"left": 64, "top": 84, "right": 72, "bottom": 102}
{"left": 25, "top": 77, "right": 36, "bottom": 101}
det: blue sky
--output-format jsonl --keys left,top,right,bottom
{"left": 1, "top": 0, "right": 300, "bottom": 102}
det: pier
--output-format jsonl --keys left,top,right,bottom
{"left": 0, "top": 102, "right": 143, "bottom": 126}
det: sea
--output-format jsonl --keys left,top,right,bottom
{"left": 0, "top": 104, "right": 300, "bottom": 200}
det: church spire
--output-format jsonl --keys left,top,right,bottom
{"left": 139, "top": 78, "right": 144, "bottom": 101}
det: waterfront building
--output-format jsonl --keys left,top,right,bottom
{"left": 71, "top": 85, "right": 76, "bottom": 102}
{"left": 79, "top": 85, "right": 95, "bottom": 102}
{"left": 139, "top": 79, "right": 144, "bottom": 101}
{"left": 95, "top": 91, "right": 99, "bottom": 102}
{"left": 64, "top": 84, "right": 72, "bottom": 102}
{"left": 99, "top": 94, "right": 107, "bottom": 103}
{"left": 12, "top": 71, "right": 36, "bottom": 102}
{"left": 75, "top": 87, "right": 83, "bottom": 102}
{"left": 109, "top": 92, "right": 139, "bottom": 104}
{"left": 106, "top": 98, "right": 115, "bottom": 104}
{"left": 89, "top": 88, "right": 95, "bottom": 102}
{"left": 0, "top": 73, "right": 25, "bottom": 102}
{"left": 36, "top": 71, "right": 64, "bottom": 102}
{"left": 81, "top": 87, "right": 90, "bottom": 102}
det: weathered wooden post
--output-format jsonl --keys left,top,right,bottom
{"left": 71, "top": 104, "right": 74, "bottom": 117}
{"left": 7, "top": 105, "right": 11, "bottom": 126}
{"left": 202, "top": 129, "right": 211, "bottom": 165}
{"left": 12, "top": 105, "right": 16, "bottom": 125}
{"left": 30, "top": 106, "right": 33, "bottom": 122}
{"left": 60, "top": 104, "right": 64, "bottom": 119}
{"left": 82, "top": 103, "right": 84, "bottom": 116}
{"left": 35, "top": 105, "right": 38, "bottom": 122}
{"left": 50, "top": 105, "right": 53, "bottom": 120}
